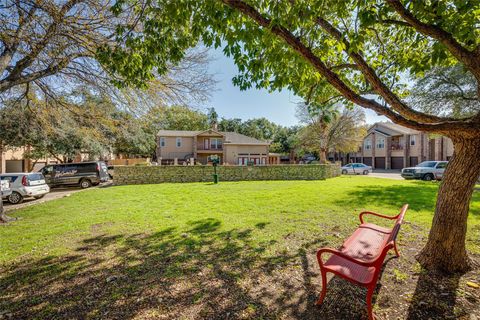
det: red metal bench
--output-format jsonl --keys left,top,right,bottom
{"left": 316, "top": 204, "right": 408, "bottom": 319}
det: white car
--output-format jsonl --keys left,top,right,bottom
{"left": 341, "top": 163, "right": 372, "bottom": 175}
{"left": 0, "top": 173, "right": 50, "bottom": 204}
{"left": 1, "top": 179, "right": 12, "bottom": 200}
{"left": 401, "top": 161, "right": 448, "bottom": 181}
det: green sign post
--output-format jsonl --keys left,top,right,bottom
{"left": 210, "top": 155, "right": 220, "bottom": 184}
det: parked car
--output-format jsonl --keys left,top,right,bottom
{"left": 341, "top": 163, "right": 372, "bottom": 175}
{"left": 0, "top": 173, "right": 50, "bottom": 204}
{"left": 401, "top": 161, "right": 448, "bottom": 181}
{"left": 1, "top": 179, "right": 12, "bottom": 200}
{"left": 39, "top": 161, "right": 110, "bottom": 188}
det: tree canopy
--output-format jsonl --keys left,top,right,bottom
{"left": 107, "top": 0, "right": 480, "bottom": 273}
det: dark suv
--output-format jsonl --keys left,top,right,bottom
{"left": 39, "top": 161, "right": 110, "bottom": 188}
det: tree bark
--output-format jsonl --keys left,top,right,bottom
{"left": 0, "top": 189, "right": 14, "bottom": 223}
{"left": 319, "top": 148, "right": 327, "bottom": 163}
{"left": 417, "top": 137, "right": 480, "bottom": 273}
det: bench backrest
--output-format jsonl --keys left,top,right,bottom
{"left": 387, "top": 204, "right": 408, "bottom": 244}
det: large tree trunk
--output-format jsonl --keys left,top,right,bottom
{"left": 319, "top": 149, "right": 327, "bottom": 163}
{"left": 0, "top": 192, "right": 13, "bottom": 223}
{"left": 417, "top": 137, "right": 480, "bottom": 273}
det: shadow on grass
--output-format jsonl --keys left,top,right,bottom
{"left": 1, "top": 217, "right": 466, "bottom": 319}
{"left": 336, "top": 182, "right": 440, "bottom": 213}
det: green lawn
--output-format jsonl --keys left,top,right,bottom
{"left": 1, "top": 176, "right": 479, "bottom": 319}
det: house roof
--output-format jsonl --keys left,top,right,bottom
{"left": 157, "top": 130, "right": 202, "bottom": 137}
{"left": 367, "top": 122, "right": 420, "bottom": 136}
{"left": 157, "top": 130, "right": 269, "bottom": 145}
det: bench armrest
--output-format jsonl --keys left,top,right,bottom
{"left": 359, "top": 211, "right": 399, "bottom": 224}
{"left": 317, "top": 248, "right": 373, "bottom": 267}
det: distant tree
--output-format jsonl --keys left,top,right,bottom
{"left": 297, "top": 103, "right": 365, "bottom": 162}
{"left": 408, "top": 64, "right": 479, "bottom": 118}
{"left": 241, "top": 118, "right": 278, "bottom": 140}
{"left": 218, "top": 118, "right": 243, "bottom": 133}
{"left": 0, "top": 0, "right": 215, "bottom": 109}
{"left": 0, "top": 92, "right": 119, "bottom": 163}
{"left": 206, "top": 107, "right": 219, "bottom": 127}
{"left": 269, "top": 126, "right": 301, "bottom": 154}
{"left": 146, "top": 105, "right": 209, "bottom": 132}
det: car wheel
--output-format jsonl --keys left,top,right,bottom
{"left": 423, "top": 173, "right": 434, "bottom": 181}
{"left": 8, "top": 191, "right": 23, "bottom": 204}
{"left": 80, "top": 179, "right": 92, "bottom": 189}
{"left": 34, "top": 195, "right": 45, "bottom": 199}
{"left": 341, "top": 169, "right": 348, "bottom": 174}
{"left": 363, "top": 170, "right": 369, "bottom": 175}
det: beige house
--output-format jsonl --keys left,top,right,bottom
{"left": 347, "top": 122, "right": 454, "bottom": 169}
{"left": 157, "top": 128, "right": 278, "bottom": 165}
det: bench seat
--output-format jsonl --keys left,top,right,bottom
{"left": 323, "top": 223, "right": 392, "bottom": 284}
{"left": 316, "top": 204, "right": 409, "bottom": 320}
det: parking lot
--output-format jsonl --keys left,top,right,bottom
{"left": 369, "top": 170, "right": 403, "bottom": 180}
{"left": 3, "top": 182, "right": 112, "bottom": 211}
{"left": 3, "top": 187, "right": 84, "bottom": 211}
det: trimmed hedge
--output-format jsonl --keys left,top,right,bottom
{"left": 114, "top": 164, "right": 340, "bottom": 185}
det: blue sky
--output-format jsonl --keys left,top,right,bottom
{"left": 205, "top": 49, "right": 387, "bottom": 126}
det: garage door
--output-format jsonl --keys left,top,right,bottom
{"left": 391, "top": 157, "right": 404, "bottom": 169}
{"left": 363, "top": 157, "right": 372, "bottom": 166}
{"left": 5, "top": 160, "right": 24, "bottom": 173}
{"left": 374, "top": 157, "right": 386, "bottom": 169}
{"left": 409, "top": 157, "right": 419, "bottom": 167}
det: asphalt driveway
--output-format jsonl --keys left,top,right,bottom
{"left": 369, "top": 170, "right": 403, "bottom": 180}
{"left": 3, "top": 182, "right": 112, "bottom": 211}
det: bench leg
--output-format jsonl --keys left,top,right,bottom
{"left": 366, "top": 285, "right": 375, "bottom": 320}
{"left": 316, "top": 269, "right": 328, "bottom": 305}
{"left": 393, "top": 241, "right": 400, "bottom": 257}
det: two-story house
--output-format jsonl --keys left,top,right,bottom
{"left": 348, "top": 122, "right": 454, "bottom": 169}
{"left": 156, "top": 128, "right": 277, "bottom": 165}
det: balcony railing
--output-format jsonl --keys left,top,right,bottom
{"left": 197, "top": 146, "right": 223, "bottom": 151}
{"left": 391, "top": 144, "right": 404, "bottom": 150}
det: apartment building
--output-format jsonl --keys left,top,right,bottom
{"left": 157, "top": 128, "right": 279, "bottom": 165}
{"left": 348, "top": 122, "right": 454, "bottom": 169}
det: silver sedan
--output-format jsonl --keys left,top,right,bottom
{"left": 341, "top": 163, "right": 372, "bottom": 175}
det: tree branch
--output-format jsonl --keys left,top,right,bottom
{"left": 220, "top": 0, "right": 480, "bottom": 135}
{"left": 315, "top": 16, "right": 450, "bottom": 124}
{"left": 386, "top": 0, "right": 479, "bottom": 75}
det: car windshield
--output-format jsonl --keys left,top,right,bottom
{"left": 28, "top": 173, "right": 45, "bottom": 181}
{"left": 417, "top": 161, "right": 437, "bottom": 168}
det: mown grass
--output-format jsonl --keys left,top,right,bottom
{"left": 1, "top": 176, "right": 479, "bottom": 319}
{"left": 1, "top": 175, "right": 479, "bottom": 263}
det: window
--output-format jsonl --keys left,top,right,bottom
{"left": 376, "top": 138, "right": 385, "bottom": 149}
{"left": 364, "top": 139, "right": 372, "bottom": 150}
{"left": 417, "top": 161, "right": 437, "bottom": 168}
{"left": 27, "top": 173, "right": 44, "bottom": 181}
{"left": 160, "top": 137, "right": 166, "bottom": 147}
{"left": 410, "top": 135, "right": 416, "bottom": 146}
{"left": 436, "top": 162, "right": 447, "bottom": 169}
{"left": 211, "top": 138, "right": 223, "bottom": 149}
{"left": 1, "top": 176, "right": 18, "bottom": 183}
{"left": 176, "top": 137, "right": 182, "bottom": 148}
{"left": 42, "top": 166, "right": 53, "bottom": 175}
